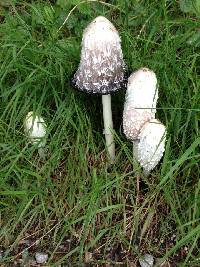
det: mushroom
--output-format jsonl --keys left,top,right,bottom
{"left": 133, "top": 119, "right": 166, "bottom": 175}
{"left": 123, "top": 68, "right": 166, "bottom": 175}
{"left": 24, "top": 111, "right": 47, "bottom": 158}
{"left": 73, "top": 16, "right": 126, "bottom": 162}
{"left": 123, "top": 68, "right": 158, "bottom": 141}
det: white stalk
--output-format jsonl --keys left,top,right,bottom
{"left": 102, "top": 94, "right": 115, "bottom": 162}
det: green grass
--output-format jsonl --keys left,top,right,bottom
{"left": 0, "top": 0, "right": 200, "bottom": 266}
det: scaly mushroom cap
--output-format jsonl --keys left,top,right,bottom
{"left": 73, "top": 16, "right": 126, "bottom": 95}
{"left": 133, "top": 119, "right": 166, "bottom": 175}
{"left": 24, "top": 111, "right": 47, "bottom": 148}
{"left": 123, "top": 68, "right": 158, "bottom": 140}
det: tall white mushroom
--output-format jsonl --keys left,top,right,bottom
{"left": 73, "top": 16, "right": 126, "bottom": 162}
{"left": 133, "top": 119, "right": 166, "bottom": 175}
{"left": 24, "top": 111, "right": 47, "bottom": 159}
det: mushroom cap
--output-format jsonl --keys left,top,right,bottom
{"left": 24, "top": 111, "right": 47, "bottom": 147}
{"left": 133, "top": 119, "right": 166, "bottom": 175}
{"left": 126, "top": 68, "right": 158, "bottom": 109}
{"left": 123, "top": 68, "right": 158, "bottom": 140}
{"left": 73, "top": 16, "right": 126, "bottom": 95}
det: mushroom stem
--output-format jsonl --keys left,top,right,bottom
{"left": 102, "top": 94, "right": 115, "bottom": 162}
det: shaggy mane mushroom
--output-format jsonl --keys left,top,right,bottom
{"left": 123, "top": 68, "right": 166, "bottom": 175}
{"left": 133, "top": 119, "right": 166, "bottom": 175}
{"left": 24, "top": 111, "right": 47, "bottom": 159}
{"left": 123, "top": 68, "right": 158, "bottom": 140}
{"left": 73, "top": 16, "right": 126, "bottom": 162}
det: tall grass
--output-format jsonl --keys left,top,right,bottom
{"left": 0, "top": 0, "right": 199, "bottom": 265}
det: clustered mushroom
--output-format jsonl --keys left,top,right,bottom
{"left": 24, "top": 16, "right": 166, "bottom": 175}
{"left": 123, "top": 68, "right": 158, "bottom": 140}
{"left": 123, "top": 68, "right": 166, "bottom": 175}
